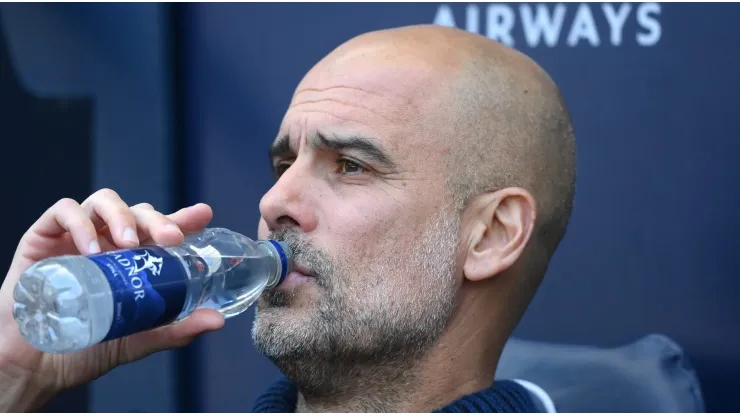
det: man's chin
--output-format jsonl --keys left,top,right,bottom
{"left": 252, "top": 301, "right": 326, "bottom": 362}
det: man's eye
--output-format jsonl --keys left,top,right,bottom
{"left": 339, "top": 159, "right": 365, "bottom": 175}
{"left": 274, "top": 163, "right": 291, "bottom": 178}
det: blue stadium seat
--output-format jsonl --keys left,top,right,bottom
{"left": 496, "top": 334, "right": 705, "bottom": 412}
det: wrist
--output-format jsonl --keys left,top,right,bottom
{"left": 0, "top": 343, "right": 56, "bottom": 412}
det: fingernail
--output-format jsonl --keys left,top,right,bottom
{"left": 123, "top": 227, "right": 138, "bottom": 244}
{"left": 89, "top": 240, "right": 101, "bottom": 254}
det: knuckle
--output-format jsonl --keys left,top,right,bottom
{"left": 135, "top": 205, "right": 169, "bottom": 223}
{"left": 119, "top": 338, "right": 135, "bottom": 365}
{"left": 114, "top": 205, "right": 136, "bottom": 221}
{"left": 96, "top": 188, "right": 120, "bottom": 201}
{"left": 154, "top": 210, "right": 173, "bottom": 222}
{"left": 135, "top": 202, "right": 154, "bottom": 210}
{"left": 66, "top": 215, "right": 92, "bottom": 231}
{"left": 56, "top": 197, "right": 79, "bottom": 210}
{"left": 155, "top": 214, "right": 177, "bottom": 228}
{"left": 21, "top": 228, "right": 37, "bottom": 245}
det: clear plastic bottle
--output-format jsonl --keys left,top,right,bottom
{"left": 11, "top": 228, "right": 291, "bottom": 354}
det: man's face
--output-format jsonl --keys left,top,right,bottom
{"left": 252, "top": 48, "right": 463, "bottom": 367}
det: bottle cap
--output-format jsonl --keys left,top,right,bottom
{"left": 265, "top": 240, "right": 292, "bottom": 286}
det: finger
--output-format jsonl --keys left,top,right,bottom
{"left": 167, "top": 203, "right": 213, "bottom": 235}
{"left": 116, "top": 308, "right": 225, "bottom": 364}
{"left": 97, "top": 234, "right": 119, "bottom": 253}
{"left": 129, "top": 203, "right": 184, "bottom": 246}
{"left": 26, "top": 198, "right": 101, "bottom": 255}
{"left": 80, "top": 189, "right": 139, "bottom": 248}
{"left": 96, "top": 203, "right": 147, "bottom": 247}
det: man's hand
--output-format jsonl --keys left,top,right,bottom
{"left": 0, "top": 189, "right": 225, "bottom": 412}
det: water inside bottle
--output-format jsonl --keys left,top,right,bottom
{"left": 179, "top": 250, "right": 274, "bottom": 318}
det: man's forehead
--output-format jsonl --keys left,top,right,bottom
{"left": 296, "top": 53, "right": 447, "bottom": 113}
{"left": 273, "top": 48, "right": 456, "bottom": 162}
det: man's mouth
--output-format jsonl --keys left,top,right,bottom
{"left": 278, "top": 261, "right": 315, "bottom": 290}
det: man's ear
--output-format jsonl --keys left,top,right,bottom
{"left": 463, "top": 187, "right": 537, "bottom": 282}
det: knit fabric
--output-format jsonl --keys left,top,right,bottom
{"left": 251, "top": 377, "right": 539, "bottom": 413}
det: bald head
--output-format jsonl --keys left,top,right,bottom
{"left": 310, "top": 24, "right": 576, "bottom": 272}
{"left": 435, "top": 26, "right": 577, "bottom": 259}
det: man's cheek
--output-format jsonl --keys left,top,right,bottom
{"left": 333, "top": 211, "right": 400, "bottom": 241}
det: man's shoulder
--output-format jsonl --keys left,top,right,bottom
{"left": 435, "top": 379, "right": 551, "bottom": 413}
{"left": 512, "top": 379, "right": 556, "bottom": 412}
{"left": 251, "top": 378, "right": 298, "bottom": 413}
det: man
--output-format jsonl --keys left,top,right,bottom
{"left": 0, "top": 24, "right": 575, "bottom": 412}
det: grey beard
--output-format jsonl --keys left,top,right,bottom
{"left": 252, "top": 211, "right": 460, "bottom": 409}
{"left": 255, "top": 305, "right": 424, "bottom": 410}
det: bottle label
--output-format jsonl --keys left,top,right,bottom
{"left": 88, "top": 246, "right": 189, "bottom": 341}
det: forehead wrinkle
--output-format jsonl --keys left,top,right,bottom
{"left": 290, "top": 97, "right": 397, "bottom": 125}
{"left": 291, "top": 88, "right": 416, "bottom": 126}
{"left": 283, "top": 109, "right": 380, "bottom": 133}
{"left": 294, "top": 85, "right": 419, "bottom": 113}
{"left": 296, "top": 85, "right": 383, "bottom": 98}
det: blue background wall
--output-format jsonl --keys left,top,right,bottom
{"left": 0, "top": 3, "right": 178, "bottom": 412}
{"left": 1, "top": 3, "right": 739, "bottom": 412}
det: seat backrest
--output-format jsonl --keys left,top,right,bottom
{"left": 495, "top": 334, "right": 705, "bottom": 412}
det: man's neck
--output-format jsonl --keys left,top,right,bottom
{"left": 294, "top": 361, "right": 495, "bottom": 413}
{"left": 293, "top": 359, "right": 418, "bottom": 413}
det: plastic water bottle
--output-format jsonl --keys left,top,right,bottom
{"left": 12, "top": 228, "right": 291, "bottom": 354}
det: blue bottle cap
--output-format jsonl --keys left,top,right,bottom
{"left": 266, "top": 240, "right": 291, "bottom": 285}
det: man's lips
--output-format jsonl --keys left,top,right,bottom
{"left": 292, "top": 262, "right": 314, "bottom": 277}
{"left": 278, "top": 262, "right": 315, "bottom": 290}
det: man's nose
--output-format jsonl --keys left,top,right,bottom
{"left": 259, "top": 162, "right": 319, "bottom": 234}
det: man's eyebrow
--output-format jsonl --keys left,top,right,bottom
{"left": 269, "top": 135, "right": 292, "bottom": 161}
{"left": 269, "top": 132, "right": 398, "bottom": 169}
{"left": 314, "top": 132, "right": 397, "bottom": 169}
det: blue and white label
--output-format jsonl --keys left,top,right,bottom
{"left": 88, "top": 246, "right": 189, "bottom": 341}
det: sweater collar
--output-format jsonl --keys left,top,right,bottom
{"left": 251, "top": 377, "right": 537, "bottom": 413}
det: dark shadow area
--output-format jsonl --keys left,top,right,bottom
{"left": 0, "top": 12, "right": 92, "bottom": 413}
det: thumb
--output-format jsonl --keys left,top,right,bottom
{"left": 117, "top": 309, "right": 225, "bottom": 363}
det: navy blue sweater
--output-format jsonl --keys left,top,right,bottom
{"left": 252, "top": 377, "right": 539, "bottom": 412}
